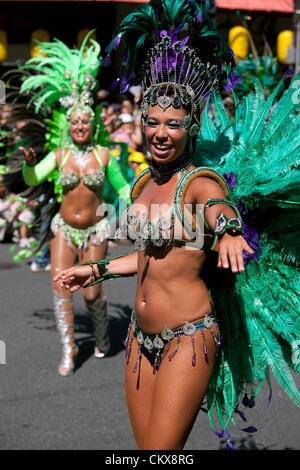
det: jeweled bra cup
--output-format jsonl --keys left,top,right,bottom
{"left": 115, "top": 207, "right": 174, "bottom": 251}
{"left": 83, "top": 170, "right": 105, "bottom": 190}
{"left": 58, "top": 172, "right": 80, "bottom": 190}
{"left": 58, "top": 170, "right": 105, "bottom": 191}
{"left": 127, "top": 165, "right": 232, "bottom": 250}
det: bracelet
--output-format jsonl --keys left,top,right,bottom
{"left": 89, "top": 263, "right": 98, "bottom": 280}
{"left": 97, "top": 260, "right": 110, "bottom": 278}
{"left": 215, "top": 213, "right": 244, "bottom": 236}
{"left": 79, "top": 253, "right": 134, "bottom": 288}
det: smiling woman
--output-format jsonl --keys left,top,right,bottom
{"left": 68, "top": 112, "right": 93, "bottom": 146}
{"left": 53, "top": 0, "right": 300, "bottom": 452}
{"left": 52, "top": 0, "right": 253, "bottom": 450}
{"left": 145, "top": 106, "right": 188, "bottom": 163}
{"left": 13, "top": 35, "right": 132, "bottom": 377}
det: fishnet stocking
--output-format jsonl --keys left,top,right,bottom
{"left": 125, "top": 325, "right": 217, "bottom": 450}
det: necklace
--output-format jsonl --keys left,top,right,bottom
{"left": 149, "top": 152, "right": 192, "bottom": 184}
{"left": 70, "top": 143, "right": 94, "bottom": 172}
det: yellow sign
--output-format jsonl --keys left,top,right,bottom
{"left": 228, "top": 26, "right": 249, "bottom": 60}
{"left": 0, "top": 31, "right": 7, "bottom": 62}
{"left": 30, "top": 29, "right": 50, "bottom": 57}
{"left": 277, "top": 30, "right": 293, "bottom": 64}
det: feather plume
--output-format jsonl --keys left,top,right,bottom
{"left": 104, "top": 0, "right": 234, "bottom": 91}
{"left": 194, "top": 72, "right": 300, "bottom": 440}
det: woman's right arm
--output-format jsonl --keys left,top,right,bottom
{"left": 21, "top": 148, "right": 58, "bottom": 186}
{"left": 53, "top": 251, "right": 138, "bottom": 293}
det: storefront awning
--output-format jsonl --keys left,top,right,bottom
{"left": 7, "top": 0, "right": 295, "bottom": 9}
{"left": 214, "top": 0, "right": 294, "bottom": 13}
{"left": 6, "top": 0, "right": 295, "bottom": 8}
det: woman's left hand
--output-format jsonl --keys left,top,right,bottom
{"left": 217, "top": 232, "right": 254, "bottom": 273}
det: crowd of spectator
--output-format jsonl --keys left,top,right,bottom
{"left": 0, "top": 104, "right": 34, "bottom": 244}
{"left": 97, "top": 87, "right": 150, "bottom": 177}
{"left": 0, "top": 86, "right": 151, "bottom": 269}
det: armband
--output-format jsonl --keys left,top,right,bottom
{"left": 204, "top": 197, "right": 244, "bottom": 250}
{"left": 97, "top": 259, "right": 110, "bottom": 278}
{"left": 215, "top": 213, "right": 244, "bottom": 236}
{"left": 205, "top": 198, "right": 238, "bottom": 212}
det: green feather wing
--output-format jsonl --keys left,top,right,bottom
{"left": 196, "top": 74, "right": 300, "bottom": 442}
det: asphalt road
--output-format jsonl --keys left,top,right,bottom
{"left": 0, "top": 241, "right": 299, "bottom": 451}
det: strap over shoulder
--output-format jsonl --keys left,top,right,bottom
{"left": 177, "top": 167, "right": 229, "bottom": 199}
{"left": 93, "top": 145, "right": 105, "bottom": 169}
{"left": 130, "top": 167, "right": 151, "bottom": 203}
{"left": 174, "top": 167, "right": 230, "bottom": 233}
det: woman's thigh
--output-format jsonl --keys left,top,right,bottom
{"left": 124, "top": 335, "right": 157, "bottom": 450}
{"left": 144, "top": 328, "right": 217, "bottom": 450}
{"left": 51, "top": 229, "right": 77, "bottom": 296}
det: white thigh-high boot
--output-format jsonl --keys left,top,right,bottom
{"left": 53, "top": 291, "right": 79, "bottom": 376}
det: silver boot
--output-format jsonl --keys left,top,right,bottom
{"left": 53, "top": 291, "right": 78, "bottom": 376}
{"left": 85, "top": 296, "right": 110, "bottom": 358}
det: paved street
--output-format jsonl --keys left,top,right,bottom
{"left": 0, "top": 241, "right": 299, "bottom": 451}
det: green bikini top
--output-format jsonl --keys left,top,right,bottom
{"left": 58, "top": 145, "right": 105, "bottom": 191}
{"left": 22, "top": 144, "right": 132, "bottom": 205}
{"left": 124, "top": 166, "right": 233, "bottom": 250}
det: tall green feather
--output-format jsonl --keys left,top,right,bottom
{"left": 196, "top": 73, "right": 300, "bottom": 444}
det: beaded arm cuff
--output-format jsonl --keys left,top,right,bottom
{"left": 79, "top": 253, "right": 135, "bottom": 288}
{"left": 215, "top": 213, "right": 244, "bottom": 236}
{"left": 204, "top": 198, "right": 244, "bottom": 249}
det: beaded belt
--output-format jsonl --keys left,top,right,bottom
{"left": 51, "top": 213, "right": 111, "bottom": 250}
{"left": 124, "top": 312, "right": 221, "bottom": 374}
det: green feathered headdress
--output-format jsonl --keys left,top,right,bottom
{"left": 19, "top": 31, "right": 102, "bottom": 119}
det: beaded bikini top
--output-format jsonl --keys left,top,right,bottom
{"left": 58, "top": 170, "right": 105, "bottom": 191}
{"left": 116, "top": 163, "right": 230, "bottom": 251}
{"left": 58, "top": 146, "right": 105, "bottom": 191}
{"left": 117, "top": 207, "right": 175, "bottom": 251}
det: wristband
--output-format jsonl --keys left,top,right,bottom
{"left": 79, "top": 253, "right": 134, "bottom": 288}
{"left": 215, "top": 213, "right": 244, "bottom": 236}
{"left": 97, "top": 260, "right": 110, "bottom": 278}
{"left": 89, "top": 263, "right": 98, "bottom": 280}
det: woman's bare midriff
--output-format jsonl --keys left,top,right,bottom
{"left": 134, "top": 245, "right": 213, "bottom": 334}
{"left": 59, "top": 184, "right": 104, "bottom": 229}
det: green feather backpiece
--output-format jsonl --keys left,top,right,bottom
{"left": 195, "top": 72, "right": 300, "bottom": 447}
{"left": 234, "top": 54, "right": 279, "bottom": 99}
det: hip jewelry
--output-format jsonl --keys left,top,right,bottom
{"left": 124, "top": 312, "right": 221, "bottom": 374}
